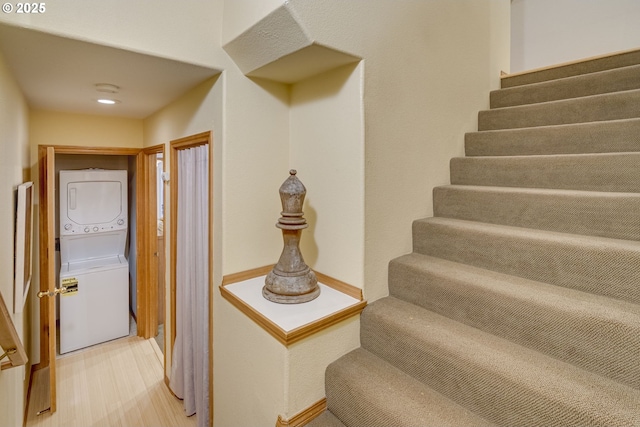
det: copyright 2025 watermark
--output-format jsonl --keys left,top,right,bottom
{"left": 2, "top": 2, "right": 46, "bottom": 13}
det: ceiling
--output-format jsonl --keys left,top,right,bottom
{"left": 0, "top": 23, "right": 221, "bottom": 119}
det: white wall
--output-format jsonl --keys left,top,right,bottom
{"left": 0, "top": 49, "right": 31, "bottom": 427}
{"left": 511, "top": 0, "right": 640, "bottom": 72}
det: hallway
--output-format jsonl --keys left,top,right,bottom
{"left": 26, "top": 336, "right": 195, "bottom": 427}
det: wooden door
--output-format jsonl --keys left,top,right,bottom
{"left": 136, "top": 146, "right": 164, "bottom": 340}
{"left": 36, "top": 145, "right": 57, "bottom": 414}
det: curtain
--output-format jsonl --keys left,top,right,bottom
{"left": 170, "top": 144, "right": 210, "bottom": 427}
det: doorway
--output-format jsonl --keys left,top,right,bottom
{"left": 136, "top": 145, "right": 167, "bottom": 353}
{"left": 169, "top": 131, "right": 213, "bottom": 426}
{"left": 35, "top": 144, "right": 164, "bottom": 414}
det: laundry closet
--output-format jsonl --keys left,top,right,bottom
{"left": 54, "top": 154, "right": 138, "bottom": 355}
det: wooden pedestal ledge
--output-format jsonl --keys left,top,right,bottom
{"left": 220, "top": 265, "right": 366, "bottom": 346}
{"left": 276, "top": 398, "right": 327, "bottom": 427}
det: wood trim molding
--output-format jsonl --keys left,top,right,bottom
{"left": 43, "top": 145, "right": 141, "bottom": 155}
{"left": 222, "top": 266, "right": 364, "bottom": 300}
{"left": 501, "top": 46, "right": 640, "bottom": 79}
{"left": 314, "top": 271, "right": 363, "bottom": 300}
{"left": 276, "top": 398, "right": 327, "bottom": 427}
{"left": 220, "top": 267, "right": 366, "bottom": 346}
{"left": 221, "top": 265, "right": 273, "bottom": 286}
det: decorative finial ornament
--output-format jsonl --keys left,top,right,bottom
{"left": 263, "top": 170, "right": 320, "bottom": 304}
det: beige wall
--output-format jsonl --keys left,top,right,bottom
{"left": 222, "top": 0, "right": 283, "bottom": 44}
{"left": 290, "top": 63, "right": 365, "bottom": 288}
{"left": 0, "top": 49, "right": 31, "bottom": 427}
{"left": 290, "top": 0, "right": 511, "bottom": 302}
{"left": 2, "top": 1, "right": 510, "bottom": 426}
{"left": 29, "top": 110, "right": 143, "bottom": 149}
{"left": 511, "top": 0, "right": 640, "bottom": 72}
{"left": 0, "top": 0, "right": 223, "bottom": 67}
{"left": 144, "top": 1, "right": 509, "bottom": 424}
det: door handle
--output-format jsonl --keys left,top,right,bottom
{"left": 37, "top": 287, "right": 68, "bottom": 298}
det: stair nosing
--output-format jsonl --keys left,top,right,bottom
{"left": 466, "top": 117, "right": 640, "bottom": 136}
{"left": 451, "top": 150, "right": 640, "bottom": 161}
{"left": 482, "top": 87, "right": 640, "bottom": 113}
{"left": 391, "top": 252, "right": 640, "bottom": 320}
{"left": 414, "top": 216, "right": 640, "bottom": 250}
{"left": 435, "top": 183, "right": 640, "bottom": 198}
{"left": 490, "top": 63, "right": 640, "bottom": 108}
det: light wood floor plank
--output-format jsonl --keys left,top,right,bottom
{"left": 26, "top": 336, "right": 196, "bottom": 427}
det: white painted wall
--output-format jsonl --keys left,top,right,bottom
{"left": 511, "top": 0, "right": 640, "bottom": 72}
{"left": 0, "top": 49, "right": 30, "bottom": 427}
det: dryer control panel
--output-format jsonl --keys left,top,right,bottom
{"left": 59, "top": 169, "right": 128, "bottom": 237}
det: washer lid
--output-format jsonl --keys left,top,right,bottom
{"left": 60, "top": 255, "right": 127, "bottom": 275}
{"left": 59, "top": 231, "right": 127, "bottom": 264}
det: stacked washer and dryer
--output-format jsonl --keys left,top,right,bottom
{"left": 58, "top": 169, "right": 130, "bottom": 354}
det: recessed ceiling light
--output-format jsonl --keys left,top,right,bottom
{"left": 97, "top": 99, "right": 120, "bottom": 105}
{"left": 95, "top": 83, "right": 120, "bottom": 93}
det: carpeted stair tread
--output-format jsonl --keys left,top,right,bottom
{"left": 305, "top": 410, "right": 346, "bottom": 427}
{"left": 491, "top": 64, "right": 640, "bottom": 108}
{"left": 389, "top": 252, "right": 640, "bottom": 389}
{"left": 501, "top": 48, "right": 640, "bottom": 88}
{"left": 325, "top": 348, "right": 495, "bottom": 427}
{"left": 478, "top": 89, "right": 640, "bottom": 131}
{"left": 412, "top": 217, "right": 640, "bottom": 304}
{"left": 361, "top": 297, "right": 640, "bottom": 427}
{"left": 450, "top": 152, "right": 640, "bottom": 192}
{"left": 433, "top": 185, "right": 640, "bottom": 240}
{"left": 466, "top": 118, "right": 640, "bottom": 156}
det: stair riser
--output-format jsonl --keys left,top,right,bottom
{"left": 389, "top": 256, "right": 640, "bottom": 389}
{"left": 361, "top": 299, "right": 640, "bottom": 427}
{"left": 491, "top": 65, "right": 640, "bottom": 108}
{"left": 501, "top": 49, "right": 640, "bottom": 88}
{"left": 465, "top": 119, "right": 640, "bottom": 156}
{"left": 450, "top": 153, "right": 640, "bottom": 192}
{"left": 433, "top": 186, "right": 640, "bottom": 241}
{"left": 478, "top": 90, "right": 640, "bottom": 131}
{"left": 412, "top": 219, "right": 640, "bottom": 305}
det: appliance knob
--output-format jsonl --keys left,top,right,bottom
{"left": 64, "top": 224, "right": 72, "bottom": 230}
{"left": 117, "top": 219, "right": 124, "bottom": 225}
{"left": 93, "top": 226, "right": 99, "bottom": 232}
{"left": 84, "top": 227, "right": 90, "bottom": 233}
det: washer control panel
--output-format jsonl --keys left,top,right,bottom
{"left": 61, "top": 217, "right": 127, "bottom": 235}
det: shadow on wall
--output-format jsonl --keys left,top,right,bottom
{"left": 301, "top": 200, "right": 318, "bottom": 267}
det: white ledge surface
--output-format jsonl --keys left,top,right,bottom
{"left": 225, "top": 275, "right": 360, "bottom": 332}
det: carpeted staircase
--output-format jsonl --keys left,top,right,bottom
{"left": 308, "top": 50, "right": 640, "bottom": 426}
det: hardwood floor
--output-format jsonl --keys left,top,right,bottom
{"left": 26, "top": 336, "right": 196, "bottom": 427}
